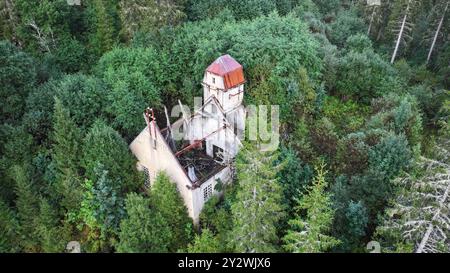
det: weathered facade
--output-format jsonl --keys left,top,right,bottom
{"left": 129, "top": 55, "right": 246, "bottom": 224}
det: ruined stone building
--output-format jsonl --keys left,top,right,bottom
{"left": 129, "top": 55, "right": 246, "bottom": 224}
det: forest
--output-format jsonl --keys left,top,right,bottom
{"left": 0, "top": 0, "right": 449, "bottom": 253}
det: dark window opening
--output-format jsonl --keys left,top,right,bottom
{"left": 143, "top": 166, "right": 151, "bottom": 188}
{"left": 213, "top": 145, "right": 224, "bottom": 161}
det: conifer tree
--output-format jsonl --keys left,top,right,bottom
{"left": 283, "top": 162, "right": 340, "bottom": 253}
{"left": 0, "top": 200, "right": 20, "bottom": 252}
{"left": 12, "top": 165, "right": 39, "bottom": 252}
{"left": 88, "top": 0, "right": 120, "bottom": 56}
{"left": 117, "top": 193, "right": 172, "bottom": 253}
{"left": 150, "top": 172, "right": 193, "bottom": 252}
{"left": 34, "top": 197, "right": 68, "bottom": 253}
{"left": 187, "top": 229, "right": 220, "bottom": 253}
{"left": 230, "top": 143, "right": 285, "bottom": 253}
{"left": 52, "top": 97, "right": 83, "bottom": 214}
{"left": 82, "top": 119, "right": 139, "bottom": 193}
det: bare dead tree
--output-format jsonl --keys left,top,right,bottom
{"left": 426, "top": 1, "right": 448, "bottom": 64}
{"left": 27, "top": 19, "right": 56, "bottom": 53}
{"left": 391, "top": 0, "right": 415, "bottom": 64}
{"left": 378, "top": 152, "right": 450, "bottom": 253}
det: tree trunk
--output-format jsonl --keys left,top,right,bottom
{"left": 391, "top": 0, "right": 411, "bottom": 64}
{"left": 426, "top": 2, "right": 448, "bottom": 64}
{"left": 368, "top": 6, "right": 377, "bottom": 36}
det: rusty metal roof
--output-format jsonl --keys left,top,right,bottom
{"left": 206, "top": 54, "right": 245, "bottom": 90}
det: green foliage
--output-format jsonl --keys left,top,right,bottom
{"left": 187, "top": 0, "right": 278, "bottom": 21}
{"left": 345, "top": 201, "right": 368, "bottom": 240}
{"left": 367, "top": 93, "right": 423, "bottom": 151}
{"left": 169, "top": 13, "right": 322, "bottom": 101}
{"left": 329, "top": 8, "right": 366, "bottom": 48}
{"left": 335, "top": 132, "right": 370, "bottom": 176}
{"left": 14, "top": 0, "right": 70, "bottom": 52}
{"left": 75, "top": 164, "right": 125, "bottom": 252}
{"left": 119, "top": 0, "right": 186, "bottom": 39}
{"left": 334, "top": 48, "right": 402, "bottom": 103}
{"left": 312, "top": 0, "right": 340, "bottom": 16}
{"left": 351, "top": 133, "right": 412, "bottom": 222}
{"left": 53, "top": 37, "right": 88, "bottom": 73}
{"left": 199, "top": 196, "right": 233, "bottom": 252}
{"left": 0, "top": 0, "right": 448, "bottom": 254}
{"left": 187, "top": 229, "right": 220, "bottom": 253}
{"left": 102, "top": 66, "right": 160, "bottom": 139}
{"left": 276, "top": 146, "right": 313, "bottom": 211}
{"left": 91, "top": 164, "right": 125, "bottom": 236}
{"left": 322, "top": 96, "right": 369, "bottom": 135}
{"left": 408, "top": 84, "right": 446, "bottom": 126}
{"left": 96, "top": 46, "right": 167, "bottom": 108}
{"left": 12, "top": 165, "right": 39, "bottom": 252}
{"left": 86, "top": 0, "right": 121, "bottom": 57}
{"left": 53, "top": 74, "right": 107, "bottom": 131}
{"left": 52, "top": 98, "right": 83, "bottom": 214}
{"left": 23, "top": 80, "right": 58, "bottom": 145}
{"left": 283, "top": 162, "right": 340, "bottom": 252}
{"left": 149, "top": 172, "right": 193, "bottom": 252}
{"left": 345, "top": 34, "right": 373, "bottom": 53}
{"left": 34, "top": 197, "right": 68, "bottom": 252}
{"left": 117, "top": 193, "right": 172, "bottom": 253}
{"left": 82, "top": 120, "right": 139, "bottom": 192}
{"left": 230, "top": 143, "right": 285, "bottom": 253}
{"left": 309, "top": 117, "right": 339, "bottom": 160}
{"left": 0, "top": 125, "right": 33, "bottom": 203}
{"left": 0, "top": 41, "right": 36, "bottom": 124}
{"left": 0, "top": 200, "right": 20, "bottom": 252}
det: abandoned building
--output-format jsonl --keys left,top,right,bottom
{"left": 129, "top": 54, "right": 246, "bottom": 224}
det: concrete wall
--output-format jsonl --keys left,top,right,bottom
{"left": 129, "top": 125, "right": 196, "bottom": 219}
{"left": 191, "top": 166, "right": 231, "bottom": 222}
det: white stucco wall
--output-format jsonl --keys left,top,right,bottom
{"left": 203, "top": 72, "right": 244, "bottom": 112}
{"left": 191, "top": 166, "right": 231, "bottom": 222}
{"left": 129, "top": 126, "right": 196, "bottom": 219}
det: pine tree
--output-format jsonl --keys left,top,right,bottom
{"left": 116, "top": 193, "right": 173, "bottom": 253}
{"left": 88, "top": 0, "right": 120, "bottom": 56}
{"left": 187, "top": 229, "right": 220, "bottom": 253}
{"left": 230, "top": 142, "right": 285, "bottom": 253}
{"left": 12, "top": 165, "right": 39, "bottom": 252}
{"left": 34, "top": 197, "right": 68, "bottom": 253}
{"left": 52, "top": 97, "right": 83, "bottom": 214}
{"left": 0, "top": 200, "right": 20, "bottom": 252}
{"left": 283, "top": 162, "right": 340, "bottom": 253}
{"left": 150, "top": 172, "right": 193, "bottom": 252}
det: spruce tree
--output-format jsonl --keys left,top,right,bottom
{"left": 187, "top": 229, "right": 220, "bottom": 253}
{"left": 116, "top": 193, "right": 172, "bottom": 253}
{"left": 34, "top": 197, "right": 68, "bottom": 253}
{"left": 88, "top": 0, "right": 120, "bottom": 56}
{"left": 12, "top": 165, "right": 39, "bottom": 252}
{"left": 150, "top": 172, "right": 193, "bottom": 252}
{"left": 52, "top": 97, "right": 83, "bottom": 214}
{"left": 283, "top": 162, "right": 340, "bottom": 253}
{"left": 0, "top": 200, "right": 20, "bottom": 252}
{"left": 230, "top": 142, "right": 285, "bottom": 253}
{"left": 82, "top": 119, "right": 139, "bottom": 193}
